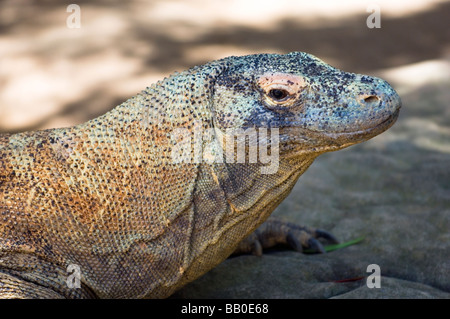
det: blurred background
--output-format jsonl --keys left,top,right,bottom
{"left": 0, "top": 0, "right": 449, "bottom": 133}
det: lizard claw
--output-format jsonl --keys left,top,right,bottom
{"left": 306, "top": 237, "right": 326, "bottom": 254}
{"left": 286, "top": 231, "right": 304, "bottom": 253}
{"left": 314, "top": 228, "right": 339, "bottom": 245}
{"left": 233, "top": 217, "right": 339, "bottom": 256}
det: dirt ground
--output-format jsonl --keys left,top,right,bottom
{"left": 1, "top": 0, "right": 449, "bottom": 299}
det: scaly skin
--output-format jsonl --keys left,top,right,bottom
{"left": 0, "top": 52, "right": 401, "bottom": 298}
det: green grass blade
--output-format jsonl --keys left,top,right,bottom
{"left": 324, "top": 236, "right": 365, "bottom": 252}
{"left": 304, "top": 236, "right": 365, "bottom": 254}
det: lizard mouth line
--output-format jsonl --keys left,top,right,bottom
{"left": 282, "top": 109, "right": 400, "bottom": 158}
{"left": 346, "top": 108, "right": 400, "bottom": 136}
{"left": 309, "top": 108, "right": 400, "bottom": 139}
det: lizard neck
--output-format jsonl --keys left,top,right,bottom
{"left": 212, "top": 154, "right": 317, "bottom": 223}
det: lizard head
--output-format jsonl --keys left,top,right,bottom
{"left": 191, "top": 52, "right": 402, "bottom": 250}
{"left": 212, "top": 52, "right": 401, "bottom": 160}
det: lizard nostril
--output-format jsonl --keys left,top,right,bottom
{"left": 364, "top": 95, "right": 379, "bottom": 103}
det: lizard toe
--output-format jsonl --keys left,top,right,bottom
{"left": 314, "top": 229, "right": 339, "bottom": 245}
{"left": 234, "top": 217, "right": 338, "bottom": 256}
{"left": 306, "top": 237, "right": 326, "bottom": 254}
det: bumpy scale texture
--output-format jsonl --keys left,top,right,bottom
{"left": 0, "top": 52, "right": 401, "bottom": 298}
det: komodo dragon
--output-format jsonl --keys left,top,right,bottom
{"left": 0, "top": 52, "right": 401, "bottom": 298}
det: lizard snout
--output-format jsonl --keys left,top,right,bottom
{"left": 357, "top": 76, "right": 402, "bottom": 113}
{"left": 361, "top": 94, "right": 380, "bottom": 105}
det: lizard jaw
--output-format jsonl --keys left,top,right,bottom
{"left": 281, "top": 108, "right": 400, "bottom": 158}
{"left": 328, "top": 107, "right": 400, "bottom": 141}
{"left": 315, "top": 108, "right": 401, "bottom": 153}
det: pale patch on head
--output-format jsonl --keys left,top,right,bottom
{"left": 258, "top": 73, "right": 307, "bottom": 107}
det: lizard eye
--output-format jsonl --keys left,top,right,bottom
{"left": 264, "top": 84, "right": 295, "bottom": 105}
{"left": 268, "top": 89, "right": 290, "bottom": 101}
{"left": 258, "top": 73, "right": 306, "bottom": 108}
